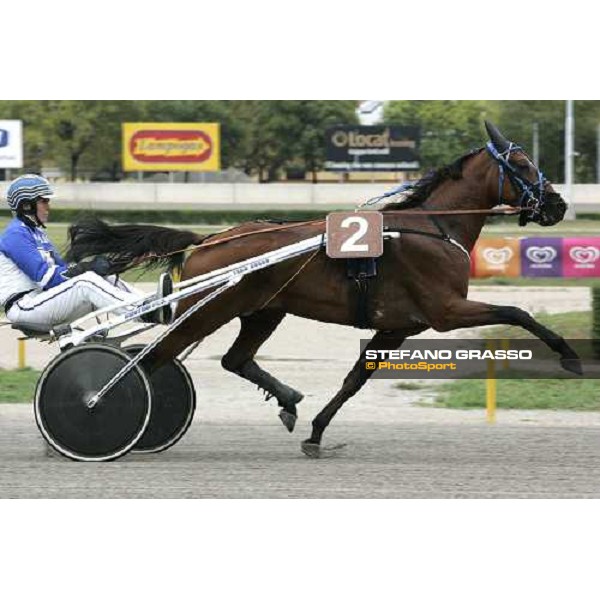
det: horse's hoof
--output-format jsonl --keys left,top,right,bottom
{"left": 561, "top": 357, "right": 583, "bottom": 375}
{"left": 301, "top": 441, "right": 321, "bottom": 458}
{"left": 279, "top": 409, "right": 297, "bottom": 433}
{"left": 301, "top": 441, "right": 347, "bottom": 458}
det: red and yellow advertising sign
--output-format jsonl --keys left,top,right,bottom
{"left": 122, "top": 123, "right": 220, "bottom": 172}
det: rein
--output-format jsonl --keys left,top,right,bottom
{"left": 127, "top": 206, "right": 527, "bottom": 267}
{"left": 381, "top": 207, "right": 526, "bottom": 216}
{"left": 192, "top": 206, "right": 525, "bottom": 248}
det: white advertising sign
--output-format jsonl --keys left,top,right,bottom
{"left": 0, "top": 120, "right": 23, "bottom": 168}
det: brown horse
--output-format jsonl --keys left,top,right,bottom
{"left": 67, "top": 121, "right": 578, "bottom": 457}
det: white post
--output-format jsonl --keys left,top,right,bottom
{"left": 532, "top": 122, "right": 539, "bottom": 166}
{"left": 564, "top": 100, "right": 576, "bottom": 220}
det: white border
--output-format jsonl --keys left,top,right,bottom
{"left": 3, "top": 2, "right": 596, "bottom": 100}
{"left": 2, "top": 2, "right": 597, "bottom": 598}
{"left": 1, "top": 501, "right": 598, "bottom": 599}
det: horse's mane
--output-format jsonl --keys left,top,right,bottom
{"left": 384, "top": 147, "right": 483, "bottom": 211}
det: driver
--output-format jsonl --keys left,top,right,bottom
{"left": 0, "top": 174, "right": 172, "bottom": 332}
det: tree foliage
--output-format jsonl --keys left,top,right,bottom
{"left": 384, "top": 100, "right": 493, "bottom": 171}
{"left": 0, "top": 100, "right": 356, "bottom": 182}
{"left": 490, "top": 101, "right": 600, "bottom": 183}
{"left": 1, "top": 100, "right": 600, "bottom": 183}
{"left": 384, "top": 100, "right": 600, "bottom": 184}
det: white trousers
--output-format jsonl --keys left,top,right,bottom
{"left": 6, "top": 272, "right": 143, "bottom": 331}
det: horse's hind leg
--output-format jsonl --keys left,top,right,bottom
{"left": 302, "top": 328, "right": 423, "bottom": 457}
{"left": 221, "top": 309, "right": 304, "bottom": 432}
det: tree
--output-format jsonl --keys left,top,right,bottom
{"left": 143, "top": 100, "right": 246, "bottom": 172}
{"left": 227, "top": 101, "right": 294, "bottom": 182}
{"left": 78, "top": 101, "right": 147, "bottom": 180}
{"left": 227, "top": 100, "right": 358, "bottom": 182}
{"left": 571, "top": 101, "right": 600, "bottom": 183}
{"left": 484, "top": 100, "right": 600, "bottom": 183}
{"left": 384, "top": 100, "right": 492, "bottom": 172}
{"left": 490, "top": 101, "right": 564, "bottom": 183}
{"left": 292, "top": 101, "right": 357, "bottom": 183}
{"left": 0, "top": 100, "right": 50, "bottom": 173}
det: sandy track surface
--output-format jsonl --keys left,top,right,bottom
{"left": 0, "top": 285, "right": 597, "bottom": 498}
{"left": 1, "top": 405, "right": 600, "bottom": 498}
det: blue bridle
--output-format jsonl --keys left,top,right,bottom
{"left": 485, "top": 141, "right": 548, "bottom": 223}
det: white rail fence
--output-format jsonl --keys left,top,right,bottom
{"left": 0, "top": 182, "right": 599, "bottom": 211}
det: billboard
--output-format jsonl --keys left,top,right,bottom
{"left": 563, "top": 237, "right": 600, "bottom": 277}
{"left": 473, "top": 238, "right": 521, "bottom": 278}
{"left": 472, "top": 237, "right": 600, "bottom": 278}
{"left": 521, "top": 237, "right": 562, "bottom": 277}
{"left": 0, "top": 120, "right": 23, "bottom": 169}
{"left": 324, "top": 125, "right": 420, "bottom": 171}
{"left": 122, "top": 123, "right": 220, "bottom": 172}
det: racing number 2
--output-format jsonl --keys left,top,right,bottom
{"left": 325, "top": 212, "right": 383, "bottom": 258}
{"left": 340, "top": 216, "right": 369, "bottom": 253}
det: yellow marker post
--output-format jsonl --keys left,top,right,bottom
{"left": 486, "top": 340, "right": 497, "bottom": 424}
{"left": 501, "top": 338, "right": 510, "bottom": 371}
{"left": 18, "top": 339, "right": 26, "bottom": 370}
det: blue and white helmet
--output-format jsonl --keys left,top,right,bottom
{"left": 6, "top": 174, "right": 55, "bottom": 211}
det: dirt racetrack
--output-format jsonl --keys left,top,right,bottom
{"left": 1, "top": 285, "right": 598, "bottom": 498}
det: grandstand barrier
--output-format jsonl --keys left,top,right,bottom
{"left": 0, "top": 182, "right": 599, "bottom": 211}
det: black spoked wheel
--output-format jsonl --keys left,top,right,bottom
{"left": 125, "top": 345, "right": 196, "bottom": 454}
{"left": 34, "top": 344, "right": 152, "bottom": 462}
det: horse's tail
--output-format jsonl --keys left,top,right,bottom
{"left": 65, "top": 216, "right": 206, "bottom": 274}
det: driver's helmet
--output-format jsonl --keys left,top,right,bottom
{"left": 6, "top": 174, "right": 54, "bottom": 211}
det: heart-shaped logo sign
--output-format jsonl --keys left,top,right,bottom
{"left": 526, "top": 246, "right": 557, "bottom": 264}
{"left": 569, "top": 246, "right": 600, "bottom": 264}
{"left": 482, "top": 247, "right": 513, "bottom": 265}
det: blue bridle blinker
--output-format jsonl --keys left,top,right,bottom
{"left": 485, "top": 141, "right": 547, "bottom": 223}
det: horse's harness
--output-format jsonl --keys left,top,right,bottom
{"left": 134, "top": 142, "right": 545, "bottom": 329}
{"left": 485, "top": 141, "right": 548, "bottom": 226}
{"left": 343, "top": 141, "right": 548, "bottom": 328}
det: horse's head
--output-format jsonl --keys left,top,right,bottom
{"left": 484, "top": 121, "right": 567, "bottom": 227}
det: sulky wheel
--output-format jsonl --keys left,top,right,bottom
{"left": 125, "top": 345, "right": 196, "bottom": 454}
{"left": 34, "top": 343, "right": 151, "bottom": 462}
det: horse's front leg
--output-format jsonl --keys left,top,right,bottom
{"left": 430, "top": 300, "right": 582, "bottom": 374}
{"left": 301, "top": 327, "right": 426, "bottom": 458}
{"left": 221, "top": 309, "right": 304, "bottom": 432}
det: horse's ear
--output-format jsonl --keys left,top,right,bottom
{"left": 485, "top": 121, "right": 510, "bottom": 152}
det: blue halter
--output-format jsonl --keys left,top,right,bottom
{"left": 485, "top": 141, "right": 547, "bottom": 223}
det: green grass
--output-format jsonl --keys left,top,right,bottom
{"left": 470, "top": 277, "right": 600, "bottom": 287}
{"left": 0, "top": 368, "right": 40, "bottom": 403}
{"left": 431, "top": 310, "right": 597, "bottom": 411}
{"left": 394, "top": 382, "right": 426, "bottom": 391}
{"left": 433, "top": 377, "right": 600, "bottom": 410}
{"left": 483, "top": 310, "right": 591, "bottom": 339}
{"left": 481, "top": 218, "right": 600, "bottom": 236}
